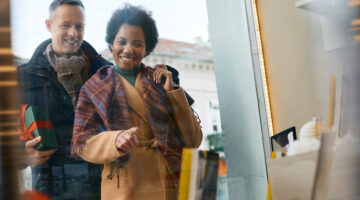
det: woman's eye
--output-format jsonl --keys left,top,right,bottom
{"left": 134, "top": 42, "right": 143, "bottom": 47}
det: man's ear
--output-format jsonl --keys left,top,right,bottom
{"left": 45, "top": 19, "right": 52, "bottom": 32}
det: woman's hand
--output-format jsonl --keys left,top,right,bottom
{"left": 115, "top": 127, "right": 139, "bottom": 153}
{"left": 153, "top": 64, "right": 173, "bottom": 91}
{"left": 24, "top": 136, "right": 57, "bottom": 167}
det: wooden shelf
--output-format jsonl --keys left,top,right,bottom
{"left": 268, "top": 141, "right": 360, "bottom": 200}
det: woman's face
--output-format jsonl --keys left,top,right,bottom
{"left": 111, "top": 24, "right": 146, "bottom": 70}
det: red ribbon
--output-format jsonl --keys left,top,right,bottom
{"left": 18, "top": 104, "right": 53, "bottom": 141}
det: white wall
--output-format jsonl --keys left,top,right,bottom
{"left": 256, "top": 0, "right": 343, "bottom": 135}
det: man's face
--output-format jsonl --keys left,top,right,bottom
{"left": 46, "top": 4, "right": 85, "bottom": 55}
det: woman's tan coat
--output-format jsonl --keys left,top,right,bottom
{"left": 77, "top": 72, "right": 202, "bottom": 200}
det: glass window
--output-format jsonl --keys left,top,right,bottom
{"left": 10, "top": 0, "right": 228, "bottom": 199}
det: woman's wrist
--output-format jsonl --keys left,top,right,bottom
{"left": 115, "top": 132, "right": 126, "bottom": 153}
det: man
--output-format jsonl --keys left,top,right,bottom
{"left": 18, "top": 0, "right": 110, "bottom": 199}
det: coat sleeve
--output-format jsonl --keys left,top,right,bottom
{"left": 77, "top": 130, "right": 126, "bottom": 164}
{"left": 72, "top": 84, "right": 126, "bottom": 164}
{"left": 167, "top": 87, "right": 203, "bottom": 148}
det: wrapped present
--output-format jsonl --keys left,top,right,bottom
{"left": 19, "top": 104, "right": 57, "bottom": 150}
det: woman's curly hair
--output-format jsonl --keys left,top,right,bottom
{"left": 105, "top": 4, "right": 159, "bottom": 56}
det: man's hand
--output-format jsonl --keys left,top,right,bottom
{"left": 115, "top": 127, "right": 139, "bottom": 153}
{"left": 24, "top": 136, "right": 57, "bottom": 167}
{"left": 153, "top": 64, "right": 174, "bottom": 91}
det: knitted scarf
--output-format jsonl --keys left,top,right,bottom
{"left": 72, "top": 64, "right": 184, "bottom": 188}
{"left": 44, "top": 44, "right": 89, "bottom": 109}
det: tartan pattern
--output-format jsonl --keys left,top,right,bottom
{"left": 72, "top": 64, "right": 184, "bottom": 188}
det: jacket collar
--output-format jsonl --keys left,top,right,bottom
{"left": 27, "top": 39, "right": 112, "bottom": 72}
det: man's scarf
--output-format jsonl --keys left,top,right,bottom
{"left": 43, "top": 44, "right": 89, "bottom": 109}
{"left": 72, "top": 64, "right": 184, "bottom": 187}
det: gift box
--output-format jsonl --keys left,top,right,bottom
{"left": 19, "top": 104, "right": 57, "bottom": 151}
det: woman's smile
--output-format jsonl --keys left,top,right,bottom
{"left": 111, "top": 24, "right": 146, "bottom": 70}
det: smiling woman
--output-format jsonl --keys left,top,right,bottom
{"left": 110, "top": 24, "right": 146, "bottom": 70}
{"left": 71, "top": 4, "right": 203, "bottom": 200}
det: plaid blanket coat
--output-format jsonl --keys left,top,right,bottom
{"left": 72, "top": 64, "right": 202, "bottom": 199}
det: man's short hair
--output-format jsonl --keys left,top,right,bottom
{"left": 49, "top": 0, "right": 84, "bottom": 18}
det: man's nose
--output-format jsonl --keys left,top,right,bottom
{"left": 68, "top": 26, "right": 78, "bottom": 37}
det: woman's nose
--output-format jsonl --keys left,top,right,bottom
{"left": 123, "top": 44, "right": 133, "bottom": 53}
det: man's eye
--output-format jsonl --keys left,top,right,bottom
{"left": 119, "top": 41, "right": 126, "bottom": 45}
{"left": 76, "top": 25, "right": 84, "bottom": 31}
{"left": 61, "top": 24, "right": 71, "bottom": 28}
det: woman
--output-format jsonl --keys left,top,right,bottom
{"left": 71, "top": 4, "right": 202, "bottom": 200}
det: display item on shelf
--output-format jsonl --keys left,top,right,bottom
{"left": 287, "top": 117, "right": 329, "bottom": 156}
